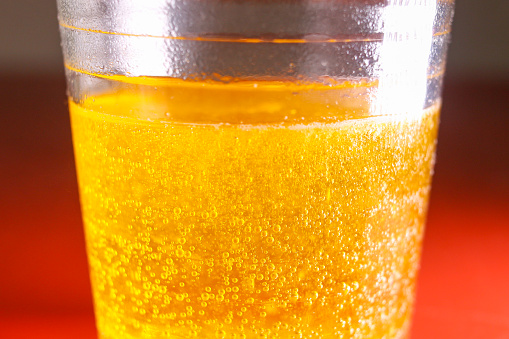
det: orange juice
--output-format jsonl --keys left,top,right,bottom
{"left": 70, "top": 77, "right": 438, "bottom": 339}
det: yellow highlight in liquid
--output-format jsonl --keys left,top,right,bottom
{"left": 70, "top": 78, "right": 439, "bottom": 339}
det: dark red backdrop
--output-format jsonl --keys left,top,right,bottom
{"left": 1, "top": 74, "right": 508, "bottom": 338}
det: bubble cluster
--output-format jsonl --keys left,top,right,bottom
{"left": 70, "top": 79, "right": 438, "bottom": 339}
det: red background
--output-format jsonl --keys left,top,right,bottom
{"left": 0, "top": 75, "right": 508, "bottom": 338}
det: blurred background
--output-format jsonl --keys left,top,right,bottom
{"left": 0, "top": 0, "right": 508, "bottom": 338}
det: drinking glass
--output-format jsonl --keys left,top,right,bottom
{"left": 58, "top": 1, "right": 454, "bottom": 338}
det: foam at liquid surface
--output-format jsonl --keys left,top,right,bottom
{"left": 70, "top": 77, "right": 439, "bottom": 339}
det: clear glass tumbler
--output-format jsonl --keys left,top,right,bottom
{"left": 58, "top": 1, "right": 454, "bottom": 338}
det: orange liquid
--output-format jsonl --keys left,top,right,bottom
{"left": 70, "top": 77, "right": 438, "bottom": 339}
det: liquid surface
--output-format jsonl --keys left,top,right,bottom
{"left": 70, "top": 78, "right": 439, "bottom": 339}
